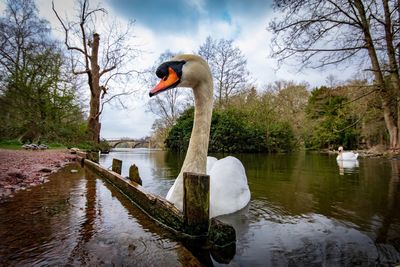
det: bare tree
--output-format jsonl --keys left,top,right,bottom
{"left": 269, "top": 0, "right": 400, "bottom": 149}
{"left": 199, "top": 36, "right": 249, "bottom": 108}
{"left": 52, "top": 0, "right": 138, "bottom": 144}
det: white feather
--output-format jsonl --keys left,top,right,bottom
{"left": 336, "top": 151, "right": 359, "bottom": 161}
{"left": 166, "top": 156, "right": 251, "bottom": 218}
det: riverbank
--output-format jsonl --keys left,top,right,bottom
{"left": 321, "top": 145, "right": 400, "bottom": 158}
{"left": 0, "top": 149, "right": 78, "bottom": 201}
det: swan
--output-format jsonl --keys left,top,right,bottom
{"left": 149, "top": 54, "right": 251, "bottom": 218}
{"left": 336, "top": 146, "right": 359, "bottom": 161}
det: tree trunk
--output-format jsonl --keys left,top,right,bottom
{"left": 88, "top": 92, "right": 101, "bottom": 143}
{"left": 87, "top": 33, "right": 101, "bottom": 144}
{"left": 355, "top": 0, "right": 399, "bottom": 149}
{"left": 383, "top": 0, "right": 400, "bottom": 148}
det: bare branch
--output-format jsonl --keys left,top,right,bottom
{"left": 98, "top": 90, "right": 133, "bottom": 119}
{"left": 99, "top": 65, "right": 116, "bottom": 77}
{"left": 52, "top": 1, "right": 87, "bottom": 56}
{"left": 72, "top": 69, "right": 89, "bottom": 75}
{"left": 79, "top": 0, "right": 90, "bottom": 71}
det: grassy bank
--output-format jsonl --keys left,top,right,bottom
{"left": 0, "top": 139, "right": 111, "bottom": 152}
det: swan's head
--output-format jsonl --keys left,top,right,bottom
{"left": 338, "top": 146, "right": 344, "bottom": 152}
{"left": 149, "top": 54, "right": 212, "bottom": 97}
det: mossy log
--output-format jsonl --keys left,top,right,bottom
{"left": 83, "top": 159, "right": 235, "bottom": 247}
{"left": 85, "top": 159, "right": 184, "bottom": 231}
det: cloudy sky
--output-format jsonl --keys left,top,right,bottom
{"left": 6, "top": 0, "right": 353, "bottom": 139}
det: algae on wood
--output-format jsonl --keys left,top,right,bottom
{"left": 183, "top": 172, "right": 210, "bottom": 236}
{"left": 128, "top": 164, "right": 142, "bottom": 185}
{"left": 83, "top": 159, "right": 236, "bottom": 248}
{"left": 112, "top": 158, "right": 122, "bottom": 174}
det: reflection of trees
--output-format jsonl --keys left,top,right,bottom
{"left": 150, "top": 151, "right": 184, "bottom": 182}
{"left": 241, "top": 152, "right": 398, "bottom": 234}
{"left": 240, "top": 152, "right": 337, "bottom": 215}
{"left": 164, "top": 151, "right": 184, "bottom": 176}
{"left": 97, "top": 173, "right": 218, "bottom": 266}
{"left": 81, "top": 171, "right": 97, "bottom": 242}
{"left": 67, "top": 169, "right": 97, "bottom": 264}
{"left": 376, "top": 160, "right": 400, "bottom": 244}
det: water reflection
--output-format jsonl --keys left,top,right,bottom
{"left": 0, "top": 163, "right": 202, "bottom": 266}
{"left": 99, "top": 150, "right": 400, "bottom": 265}
{"left": 4, "top": 150, "right": 396, "bottom": 265}
{"left": 375, "top": 160, "right": 400, "bottom": 245}
{"left": 337, "top": 159, "right": 359, "bottom": 175}
{"left": 100, "top": 149, "right": 182, "bottom": 197}
{"left": 67, "top": 170, "right": 97, "bottom": 265}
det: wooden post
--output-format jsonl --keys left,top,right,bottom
{"left": 112, "top": 158, "right": 122, "bottom": 174}
{"left": 183, "top": 172, "right": 210, "bottom": 236}
{"left": 128, "top": 164, "right": 142, "bottom": 185}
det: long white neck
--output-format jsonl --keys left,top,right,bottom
{"left": 180, "top": 80, "right": 213, "bottom": 175}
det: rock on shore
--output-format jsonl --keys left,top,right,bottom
{"left": 0, "top": 149, "right": 78, "bottom": 200}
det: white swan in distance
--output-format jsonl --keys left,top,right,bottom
{"left": 149, "top": 54, "right": 251, "bottom": 218}
{"left": 336, "top": 146, "right": 359, "bottom": 161}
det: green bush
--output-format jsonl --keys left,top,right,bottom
{"left": 165, "top": 108, "right": 194, "bottom": 152}
{"left": 165, "top": 107, "right": 295, "bottom": 153}
{"left": 265, "top": 121, "right": 295, "bottom": 153}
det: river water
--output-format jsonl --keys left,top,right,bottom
{"left": 1, "top": 148, "right": 400, "bottom": 266}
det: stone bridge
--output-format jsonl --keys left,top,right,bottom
{"left": 106, "top": 138, "right": 150, "bottom": 148}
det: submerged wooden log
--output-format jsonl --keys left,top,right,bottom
{"left": 112, "top": 158, "right": 122, "bottom": 174}
{"left": 183, "top": 172, "right": 210, "bottom": 236}
{"left": 83, "top": 159, "right": 236, "bottom": 248}
{"left": 128, "top": 164, "right": 142, "bottom": 185}
{"left": 84, "top": 159, "right": 184, "bottom": 231}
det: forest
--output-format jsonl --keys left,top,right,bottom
{"left": 0, "top": 0, "right": 398, "bottom": 153}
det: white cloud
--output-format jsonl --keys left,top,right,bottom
{"left": 186, "top": 0, "right": 207, "bottom": 15}
{"left": 100, "top": 103, "right": 156, "bottom": 139}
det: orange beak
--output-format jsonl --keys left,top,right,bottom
{"left": 149, "top": 67, "right": 180, "bottom": 97}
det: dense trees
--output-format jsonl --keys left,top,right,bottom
{"left": 304, "top": 87, "right": 359, "bottom": 149}
{"left": 165, "top": 85, "right": 300, "bottom": 153}
{"left": 269, "top": 0, "right": 400, "bottom": 149}
{"left": 164, "top": 75, "right": 390, "bottom": 153}
{"left": 0, "top": 0, "right": 85, "bottom": 144}
{"left": 166, "top": 108, "right": 271, "bottom": 153}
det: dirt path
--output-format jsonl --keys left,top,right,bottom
{"left": 0, "top": 149, "right": 78, "bottom": 200}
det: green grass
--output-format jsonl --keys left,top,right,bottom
{"left": 0, "top": 139, "right": 22, "bottom": 149}
{"left": 0, "top": 139, "right": 110, "bottom": 151}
